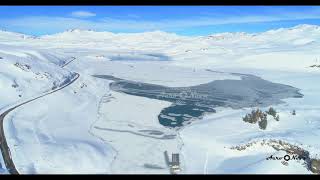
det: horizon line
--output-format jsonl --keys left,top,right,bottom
{"left": 1, "top": 23, "right": 319, "bottom": 38}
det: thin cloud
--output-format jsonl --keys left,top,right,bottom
{"left": 70, "top": 11, "right": 96, "bottom": 18}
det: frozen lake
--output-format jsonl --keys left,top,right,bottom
{"left": 93, "top": 73, "right": 303, "bottom": 128}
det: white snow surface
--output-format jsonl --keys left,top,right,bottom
{"left": 1, "top": 24, "right": 320, "bottom": 174}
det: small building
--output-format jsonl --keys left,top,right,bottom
{"left": 170, "top": 153, "right": 180, "bottom": 174}
{"left": 172, "top": 153, "right": 179, "bottom": 166}
{"left": 164, "top": 151, "right": 181, "bottom": 174}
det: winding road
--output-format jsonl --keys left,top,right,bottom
{"left": 61, "top": 57, "right": 76, "bottom": 68}
{"left": 0, "top": 73, "right": 80, "bottom": 174}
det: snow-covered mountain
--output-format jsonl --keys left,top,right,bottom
{"left": 0, "top": 30, "right": 31, "bottom": 41}
{"left": 0, "top": 44, "right": 76, "bottom": 109}
{"left": 1, "top": 24, "right": 320, "bottom": 174}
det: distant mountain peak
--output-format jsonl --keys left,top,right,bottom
{"left": 291, "top": 24, "right": 319, "bottom": 30}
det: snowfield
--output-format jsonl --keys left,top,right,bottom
{"left": 0, "top": 44, "right": 75, "bottom": 109}
{"left": 1, "top": 24, "right": 320, "bottom": 174}
{"left": 3, "top": 75, "right": 115, "bottom": 174}
{"left": 90, "top": 90, "right": 180, "bottom": 174}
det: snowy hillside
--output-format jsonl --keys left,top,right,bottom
{"left": 0, "top": 45, "right": 76, "bottom": 109}
{"left": 0, "top": 30, "right": 32, "bottom": 41}
{"left": 1, "top": 24, "right": 320, "bottom": 174}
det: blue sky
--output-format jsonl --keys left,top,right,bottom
{"left": 1, "top": 6, "right": 320, "bottom": 36}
